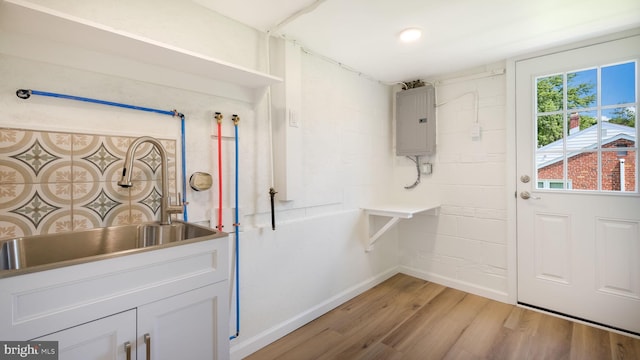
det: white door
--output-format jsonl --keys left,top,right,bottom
{"left": 33, "top": 309, "right": 137, "bottom": 360}
{"left": 516, "top": 33, "right": 640, "bottom": 334}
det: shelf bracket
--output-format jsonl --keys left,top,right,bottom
{"left": 366, "top": 216, "right": 402, "bottom": 252}
{"left": 363, "top": 204, "right": 440, "bottom": 252}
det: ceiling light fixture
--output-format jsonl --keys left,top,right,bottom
{"left": 399, "top": 28, "right": 422, "bottom": 43}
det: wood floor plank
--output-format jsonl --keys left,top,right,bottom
{"left": 444, "top": 299, "right": 514, "bottom": 358}
{"left": 256, "top": 328, "right": 343, "bottom": 360}
{"left": 317, "top": 281, "right": 445, "bottom": 359}
{"left": 569, "top": 323, "right": 611, "bottom": 360}
{"left": 334, "top": 274, "right": 423, "bottom": 320}
{"left": 351, "top": 342, "right": 404, "bottom": 360}
{"left": 528, "top": 312, "right": 573, "bottom": 359}
{"left": 610, "top": 331, "right": 640, "bottom": 360}
{"left": 381, "top": 287, "right": 467, "bottom": 350}
{"left": 485, "top": 307, "right": 543, "bottom": 359}
{"left": 331, "top": 275, "right": 437, "bottom": 335}
{"left": 247, "top": 274, "right": 640, "bottom": 360}
{"left": 400, "top": 293, "right": 489, "bottom": 359}
{"left": 246, "top": 275, "right": 420, "bottom": 360}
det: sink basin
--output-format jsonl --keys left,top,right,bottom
{"left": 0, "top": 221, "right": 224, "bottom": 275}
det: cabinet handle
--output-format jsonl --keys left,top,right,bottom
{"left": 124, "top": 341, "right": 131, "bottom": 360}
{"left": 144, "top": 333, "right": 151, "bottom": 360}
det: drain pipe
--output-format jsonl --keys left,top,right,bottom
{"left": 214, "top": 112, "right": 224, "bottom": 232}
{"left": 16, "top": 89, "right": 189, "bottom": 221}
{"left": 230, "top": 114, "right": 241, "bottom": 340}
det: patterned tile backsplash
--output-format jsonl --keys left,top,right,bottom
{"left": 0, "top": 128, "right": 176, "bottom": 240}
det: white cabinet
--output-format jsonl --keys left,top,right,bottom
{"left": 32, "top": 282, "right": 229, "bottom": 360}
{"left": 33, "top": 310, "right": 137, "bottom": 360}
{"left": 138, "top": 283, "right": 229, "bottom": 360}
{"left": 0, "top": 237, "right": 229, "bottom": 359}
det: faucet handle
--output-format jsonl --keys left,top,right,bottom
{"left": 167, "top": 192, "right": 185, "bottom": 215}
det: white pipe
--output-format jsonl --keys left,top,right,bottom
{"left": 269, "top": 0, "right": 328, "bottom": 34}
{"left": 619, "top": 158, "right": 625, "bottom": 192}
{"left": 265, "top": 32, "right": 275, "bottom": 188}
{"left": 433, "top": 68, "right": 505, "bottom": 86}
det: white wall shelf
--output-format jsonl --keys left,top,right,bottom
{"left": 363, "top": 204, "right": 440, "bottom": 252}
{"left": 0, "top": 0, "right": 281, "bottom": 103}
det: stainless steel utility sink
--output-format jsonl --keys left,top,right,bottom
{"left": 0, "top": 221, "right": 224, "bottom": 276}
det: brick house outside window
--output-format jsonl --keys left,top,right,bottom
{"left": 537, "top": 117, "right": 636, "bottom": 191}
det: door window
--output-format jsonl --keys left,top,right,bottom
{"left": 535, "top": 61, "right": 637, "bottom": 192}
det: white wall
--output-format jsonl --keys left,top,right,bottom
{"left": 0, "top": 1, "right": 398, "bottom": 359}
{"left": 392, "top": 65, "right": 511, "bottom": 303}
{"left": 231, "top": 50, "right": 397, "bottom": 358}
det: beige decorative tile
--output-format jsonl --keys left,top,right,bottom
{"left": 0, "top": 215, "right": 31, "bottom": 240}
{"left": 129, "top": 204, "right": 155, "bottom": 224}
{"left": 73, "top": 134, "right": 129, "bottom": 182}
{"left": 1, "top": 127, "right": 178, "bottom": 236}
{"left": 0, "top": 128, "right": 34, "bottom": 153}
{"left": 107, "top": 206, "right": 134, "bottom": 226}
{"left": 1, "top": 130, "right": 72, "bottom": 185}
{"left": 39, "top": 210, "right": 74, "bottom": 234}
{"left": 70, "top": 209, "right": 102, "bottom": 231}
{"left": 0, "top": 183, "right": 31, "bottom": 209}
{"left": 0, "top": 159, "right": 33, "bottom": 184}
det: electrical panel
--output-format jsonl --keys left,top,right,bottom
{"left": 395, "top": 85, "right": 436, "bottom": 156}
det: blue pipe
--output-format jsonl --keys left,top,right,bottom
{"left": 180, "top": 115, "right": 188, "bottom": 222}
{"left": 17, "top": 89, "right": 177, "bottom": 116}
{"left": 17, "top": 89, "right": 189, "bottom": 221}
{"left": 230, "top": 115, "right": 240, "bottom": 340}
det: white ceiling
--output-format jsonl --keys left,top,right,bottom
{"left": 194, "top": 0, "right": 640, "bottom": 83}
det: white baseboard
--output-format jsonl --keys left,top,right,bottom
{"left": 398, "top": 265, "right": 512, "bottom": 304}
{"left": 230, "top": 266, "right": 400, "bottom": 360}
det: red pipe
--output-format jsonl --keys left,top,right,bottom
{"left": 215, "top": 112, "right": 223, "bottom": 231}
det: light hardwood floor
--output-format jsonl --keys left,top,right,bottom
{"left": 246, "top": 273, "right": 640, "bottom": 360}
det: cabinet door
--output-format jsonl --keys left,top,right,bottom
{"left": 138, "top": 282, "right": 229, "bottom": 360}
{"left": 33, "top": 309, "right": 137, "bottom": 360}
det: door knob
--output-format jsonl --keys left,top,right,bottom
{"left": 520, "top": 175, "right": 531, "bottom": 183}
{"left": 520, "top": 191, "right": 541, "bottom": 200}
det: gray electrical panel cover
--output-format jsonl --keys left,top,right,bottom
{"left": 395, "top": 85, "right": 436, "bottom": 156}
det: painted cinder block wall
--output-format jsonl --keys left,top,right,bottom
{"left": 391, "top": 70, "right": 511, "bottom": 302}
{"left": 0, "top": 0, "right": 516, "bottom": 358}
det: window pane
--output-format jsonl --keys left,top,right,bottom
{"left": 537, "top": 152, "right": 564, "bottom": 189}
{"left": 549, "top": 181, "right": 567, "bottom": 189}
{"left": 567, "top": 151, "right": 598, "bottom": 190}
{"left": 567, "top": 69, "right": 597, "bottom": 110}
{"left": 537, "top": 114, "right": 563, "bottom": 148}
{"left": 534, "top": 61, "right": 637, "bottom": 195}
{"left": 603, "top": 106, "right": 636, "bottom": 129}
{"left": 624, "top": 150, "right": 636, "bottom": 192}
{"left": 602, "top": 62, "right": 636, "bottom": 106}
{"left": 602, "top": 150, "right": 636, "bottom": 192}
{"left": 566, "top": 111, "right": 598, "bottom": 151}
{"left": 537, "top": 75, "right": 563, "bottom": 112}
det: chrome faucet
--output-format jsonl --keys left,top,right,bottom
{"left": 118, "top": 136, "right": 183, "bottom": 225}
